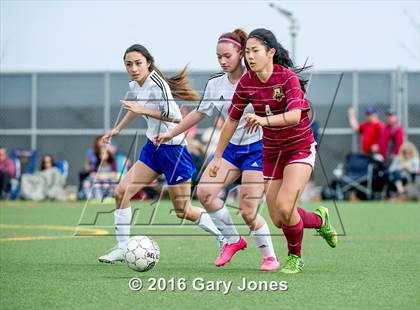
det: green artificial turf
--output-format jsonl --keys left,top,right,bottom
{"left": 0, "top": 200, "right": 419, "bottom": 310}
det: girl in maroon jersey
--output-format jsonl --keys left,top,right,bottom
{"left": 209, "top": 28, "right": 338, "bottom": 273}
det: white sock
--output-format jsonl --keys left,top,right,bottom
{"left": 209, "top": 207, "right": 240, "bottom": 244}
{"left": 114, "top": 207, "right": 132, "bottom": 248}
{"left": 195, "top": 210, "right": 222, "bottom": 236}
{"left": 195, "top": 210, "right": 225, "bottom": 244}
{"left": 251, "top": 223, "right": 276, "bottom": 259}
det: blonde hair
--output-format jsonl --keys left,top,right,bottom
{"left": 398, "top": 142, "right": 419, "bottom": 165}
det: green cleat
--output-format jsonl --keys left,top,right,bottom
{"left": 314, "top": 206, "right": 338, "bottom": 248}
{"left": 280, "top": 254, "right": 304, "bottom": 274}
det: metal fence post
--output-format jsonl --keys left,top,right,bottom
{"left": 31, "top": 73, "right": 37, "bottom": 150}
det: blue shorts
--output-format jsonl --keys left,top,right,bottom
{"left": 139, "top": 140, "right": 196, "bottom": 185}
{"left": 221, "top": 140, "right": 263, "bottom": 172}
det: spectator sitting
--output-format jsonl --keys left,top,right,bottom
{"left": 378, "top": 110, "right": 404, "bottom": 163}
{"left": 108, "top": 139, "right": 131, "bottom": 175}
{"left": 82, "top": 146, "right": 119, "bottom": 200}
{"left": 388, "top": 142, "right": 419, "bottom": 200}
{"left": 0, "top": 146, "right": 16, "bottom": 200}
{"left": 348, "top": 106, "right": 384, "bottom": 156}
{"left": 78, "top": 136, "right": 104, "bottom": 198}
{"left": 20, "top": 154, "right": 67, "bottom": 201}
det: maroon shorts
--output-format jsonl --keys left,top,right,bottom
{"left": 263, "top": 142, "right": 317, "bottom": 180}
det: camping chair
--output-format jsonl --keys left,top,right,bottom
{"left": 335, "top": 153, "right": 375, "bottom": 200}
{"left": 9, "top": 149, "right": 37, "bottom": 200}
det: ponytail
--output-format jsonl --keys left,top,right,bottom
{"left": 151, "top": 65, "right": 199, "bottom": 101}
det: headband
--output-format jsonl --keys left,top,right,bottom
{"left": 218, "top": 37, "right": 242, "bottom": 48}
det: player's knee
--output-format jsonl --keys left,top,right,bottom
{"left": 269, "top": 213, "right": 283, "bottom": 228}
{"left": 239, "top": 207, "right": 256, "bottom": 226}
{"left": 114, "top": 185, "right": 125, "bottom": 201}
{"left": 276, "top": 196, "right": 293, "bottom": 213}
{"left": 197, "top": 186, "right": 212, "bottom": 206}
{"left": 276, "top": 196, "right": 294, "bottom": 223}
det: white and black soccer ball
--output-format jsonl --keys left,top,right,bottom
{"left": 124, "top": 236, "right": 160, "bottom": 272}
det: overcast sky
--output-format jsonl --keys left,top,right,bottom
{"left": 1, "top": 0, "right": 419, "bottom": 72}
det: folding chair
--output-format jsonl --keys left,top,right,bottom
{"left": 9, "top": 149, "right": 37, "bottom": 200}
{"left": 335, "top": 154, "right": 374, "bottom": 200}
{"left": 55, "top": 159, "right": 69, "bottom": 179}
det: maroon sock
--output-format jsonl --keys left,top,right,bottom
{"left": 282, "top": 218, "right": 304, "bottom": 257}
{"left": 297, "top": 208, "right": 322, "bottom": 229}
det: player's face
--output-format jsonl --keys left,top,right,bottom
{"left": 216, "top": 42, "right": 242, "bottom": 73}
{"left": 124, "top": 52, "right": 150, "bottom": 83}
{"left": 245, "top": 38, "right": 275, "bottom": 73}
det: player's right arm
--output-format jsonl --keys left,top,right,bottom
{"left": 209, "top": 117, "right": 239, "bottom": 177}
{"left": 102, "top": 110, "right": 136, "bottom": 144}
{"left": 153, "top": 77, "right": 215, "bottom": 145}
{"left": 153, "top": 110, "right": 206, "bottom": 145}
{"left": 209, "top": 81, "right": 246, "bottom": 177}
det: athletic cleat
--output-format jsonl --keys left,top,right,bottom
{"left": 280, "top": 254, "right": 304, "bottom": 274}
{"left": 260, "top": 256, "right": 280, "bottom": 271}
{"left": 98, "top": 245, "right": 125, "bottom": 264}
{"left": 314, "top": 206, "right": 338, "bottom": 248}
{"left": 214, "top": 236, "right": 247, "bottom": 267}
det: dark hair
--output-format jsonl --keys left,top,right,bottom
{"left": 41, "top": 154, "right": 55, "bottom": 170}
{"left": 124, "top": 44, "right": 199, "bottom": 101}
{"left": 95, "top": 147, "right": 115, "bottom": 171}
{"left": 93, "top": 136, "right": 103, "bottom": 157}
{"left": 247, "top": 28, "right": 310, "bottom": 91}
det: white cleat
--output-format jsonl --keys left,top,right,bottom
{"left": 98, "top": 245, "right": 125, "bottom": 264}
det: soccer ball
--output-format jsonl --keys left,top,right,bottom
{"left": 124, "top": 236, "right": 160, "bottom": 272}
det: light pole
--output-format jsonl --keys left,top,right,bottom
{"left": 268, "top": 3, "right": 299, "bottom": 62}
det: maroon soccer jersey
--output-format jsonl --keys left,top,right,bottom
{"left": 228, "top": 64, "right": 315, "bottom": 162}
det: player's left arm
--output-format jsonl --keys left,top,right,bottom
{"left": 120, "top": 100, "right": 180, "bottom": 123}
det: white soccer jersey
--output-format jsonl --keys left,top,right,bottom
{"left": 197, "top": 72, "right": 262, "bottom": 146}
{"left": 128, "top": 70, "right": 186, "bottom": 145}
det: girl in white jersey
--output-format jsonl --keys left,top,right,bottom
{"left": 154, "top": 30, "right": 279, "bottom": 271}
{"left": 98, "top": 44, "right": 225, "bottom": 263}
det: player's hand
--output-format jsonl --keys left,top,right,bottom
{"left": 153, "top": 132, "right": 173, "bottom": 145}
{"left": 121, "top": 100, "right": 145, "bottom": 114}
{"left": 244, "top": 122, "right": 261, "bottom": 134}
{"left": 347, "top": 107, "right": 355, "bottom": 117}
{"left": 102, "top": 128, "right": 120, "bottom": 144}
{"left": 209, "top": 157, "right": 222, "bottom": 178}
{"left": 244, "top": 113, "right": 267, "bottom": 132}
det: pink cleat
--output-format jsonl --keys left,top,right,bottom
{"left": 260, "top": 256, "right": 280, "bottom": 271}
{"left": 214, "top": 236, "right": 247, "bottom": 267}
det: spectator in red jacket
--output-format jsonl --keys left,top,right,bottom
{"left": 379, "top": 110, "right": 404, "bottom": 162}
{"left": 348, "top": 106, "right": 384, "bottom": 155}
{"left": 0, "top": 146, "right": 16, "bottom": 199}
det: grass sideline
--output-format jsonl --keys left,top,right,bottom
{"left": 0, "top": 200, "right": 419, "bottom": 310}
